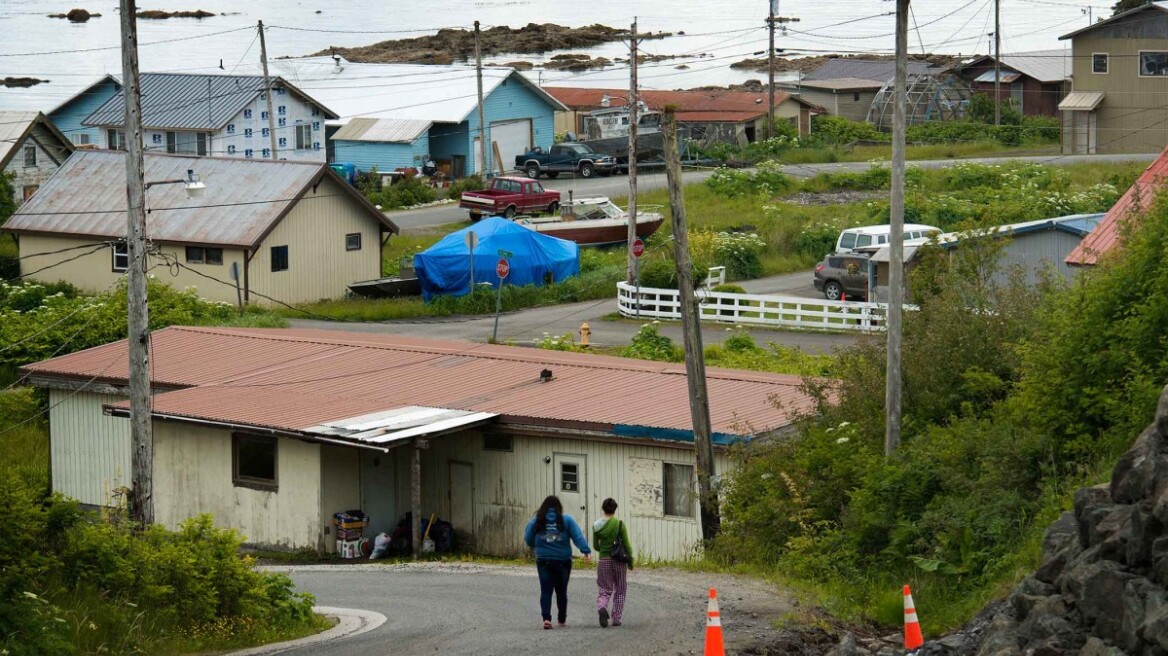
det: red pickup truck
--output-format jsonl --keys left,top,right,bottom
{"left": 459, "top": 176, "right": 560, "bottom": 221}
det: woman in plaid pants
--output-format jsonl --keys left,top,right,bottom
{"left": 592, "top": 497, "right": 634, "bottom": 627}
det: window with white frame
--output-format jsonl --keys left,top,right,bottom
{"left": 295, "top": 124, "right": 312, "bottom": 150}
{"left": 108, "top": 129, "right": 126, "bottom": 151}
{"left": 112, "top": 242, "right": 129, "bottom": 272}
{"left": 1140, "top": 51, "right": 1168, "bottom": 77}
{"left": 1092, "top": 53, "right": 1108, "bottom": 74}
{"left": 166, "top": 131, "right": 209, "bottom": 156}
{"left": 72, "top": 133, "right": 90, "bottom": 146}
{"left": 662, "top": 463, "right": 694, "bottom": 517}
{"left": 23, "top": 146, "right": 35, "bottom": 168}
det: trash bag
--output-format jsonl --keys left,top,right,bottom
{"left": 370, "top": 532, "right": 392, "bottom": 560}
{"left": 432, "top": 520, "right": 454, "bottom": 553}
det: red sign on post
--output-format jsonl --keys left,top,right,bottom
{"left": 631, "top": 239, "right": 645, "bottom": 258}
{"left": 496, "top": 258, "right": 510, "bottom": 279}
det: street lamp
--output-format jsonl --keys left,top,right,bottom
{"left": 144, "top": 169, "right": 205, "bottom": 198}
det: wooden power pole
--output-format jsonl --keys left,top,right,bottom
{"left": 766, "top": 3, "right": 798, "bottom": 140}
{"left": 257, "top": 20, "right": 279, "bottom": 160}
{"left": 994, "top": 0, "right": 1001, "bottom": 126}
{"left": 886, "top": 0, "right": 908, "bottom": 457}
{"left": 120, "top": 0, "right": 153, "bottom": 526}
{"left": 662, "top": 108, "right": 719, "bottom": 540}
{"left": 475, "top": 21, "right": 489, "bottom": 178}
{"left": 626, "top": 18, "right": 639, "bottom": 284}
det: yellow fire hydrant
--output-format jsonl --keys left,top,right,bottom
{"left": 579, "top": 322, "right": 591, "bottom": 347}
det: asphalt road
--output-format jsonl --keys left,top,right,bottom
{"left": 290, "top": 271, "right": 861, "bottom": 354}
{"left": 274, "top": 563, "right": 793, "bottom": 656}
{"left": 387, "top": 152, "right": 1157, "bottom": 230}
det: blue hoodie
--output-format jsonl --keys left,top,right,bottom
{"left": 524, "top": 508, "right": 591, "bottom": 561}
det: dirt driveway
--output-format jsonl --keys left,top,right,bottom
{"left": 269, "top": 562, "right": 794, "bottom": 655}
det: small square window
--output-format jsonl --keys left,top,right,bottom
{"left": 853, "top": 92, "right": 861, "bottom": 102}
{"left": 72, "top": 133, "right": 90, "bottom": 145}
{"left": 23, "top": 146, "right": 36, "bottom": 168}
{"left": 185, "top": 246, "right": 223, "bottom": 265}
{"left": 271, "top": 245, "right": 288, "bottom": 272}
{"left": 560, "top": 463, "right": 578, "bottom": 492}
{"left": 112, "top": 242, "right": 128, "bottom": 272}
{"left": 233, "top": 434, "right": 278, "bottom": 491}
{"left": 345, "top": 233, "right": 362, "bottom": 251}
{"left": 483, "top": 434, "right": 513, "bottom": 452}
{"left": 1093, "top": 53, "right": 1109, "bottom": 74}
{"left": 663, "top": 463, "right": 694, "bottom": 517}
{"left": 107, "top": 129, "right": 125, "bottom": 151}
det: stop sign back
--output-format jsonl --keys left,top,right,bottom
{"left": 631, "top": 238, "right": 645, "bottom": 258}
{"left": 496, "top": 258, "right": 510, "bottom": 279}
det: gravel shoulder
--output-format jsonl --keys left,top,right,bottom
{"left": 267, "top": 562, "right": 794, "bottom": 655}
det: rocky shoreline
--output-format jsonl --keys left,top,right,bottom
{"left": 731, "top": 53, "right": 965, "bottom": 76}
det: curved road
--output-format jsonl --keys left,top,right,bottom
{"left": 389, "top": 153, "right": 1157, "bottom": 230}
{"left": 274, "top": 563, "right": 792, "bottom": 656}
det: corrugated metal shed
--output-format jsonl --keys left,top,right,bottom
{"left": 804, "top": 59, "right": 938, "bottom": 82}
{"left": 0, "top": 111, "right": 74, "bottom": 168}
{"left": 1067, "top": 146, "right": 1168, "bottom": 265}
{"left": 331, "top": 117, "right": 432, "bottom": 143}
{"left": 26, "top": 326, "right": 814, "bottom": 443}
{"left": 83, "top": 73, "right": 337, "bottom": 130}
{"left": 3, "top": 150, "right": 396, "bottom": 247}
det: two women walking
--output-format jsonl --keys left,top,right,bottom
{"left": 524, "top": 495, "right": 634, "bottom": 630}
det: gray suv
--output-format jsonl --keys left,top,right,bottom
{"left": 813, "top": 254, "right": 871, "bottom": 301}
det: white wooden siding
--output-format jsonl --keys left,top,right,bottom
{"left": 153, "top": 424, "right": 322, "bottom": 549}
{"left": 247, "top": 175, "right": 384, "bottom": 304}
{"left": 48, "top": 390, "right": 131, "bottom": 507}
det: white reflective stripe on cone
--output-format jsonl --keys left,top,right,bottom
{"left": 707, "top": 616, "right": 722, "bottom": 627}
{"left": 905, "top": 612, "right": 919, "bottom": 623}
{"left": 904, "top": 594, "right": 916, "bottom": 609}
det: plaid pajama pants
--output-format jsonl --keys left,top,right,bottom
{"left": 596, "top": 557, "right": 628, "bottom": 623}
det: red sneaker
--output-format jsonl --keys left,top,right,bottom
{"left": 542, "top": 620, "right": 552, "bottom": 630}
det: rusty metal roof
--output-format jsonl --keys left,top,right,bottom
{"left": 1067, "top": 145, "right": 1168, "bottom": 266}
{"left": 331, "top": 117, "right": 432, "bottom": 143}
{"left": 26, "top": 326, "right": 814, "bottom": 444}
{"left": 2, "top": 150, "right": 396, "bottom": 247}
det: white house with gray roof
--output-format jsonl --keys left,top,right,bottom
{"left": 0, "top": 111, "right": 74, "bottom": 205}
{"left": 82, "top": 73, "right": 337, "bottom": 162}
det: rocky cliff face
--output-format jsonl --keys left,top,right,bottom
{"left": 831, "top": 384, "right": 1168, "bottom": 656}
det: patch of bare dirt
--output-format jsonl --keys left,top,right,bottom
{"left": 782, "top": 190, "right": 883, "bottom": 206}
{"left": 315, "top": 23, "right": 670, "bottom": 65}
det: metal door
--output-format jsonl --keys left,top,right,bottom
{"left": 448, "top": 461, "right": 475, "bottom": 550}
{"left": 553, "top": 453, "right": 588, "bottom": 536}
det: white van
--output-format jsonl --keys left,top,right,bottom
{"left": 834, "top": 224, "right": 941, "bottom": 254}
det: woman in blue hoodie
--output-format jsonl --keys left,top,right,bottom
{"left": 524, "top": 495, "right": 592, "bottom": 629}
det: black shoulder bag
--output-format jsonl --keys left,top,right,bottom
{"left": 609, "top": 521, "right": 631, "bottom": 564}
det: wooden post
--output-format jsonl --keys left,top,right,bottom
{"left": 626, "top": 18, "right": 639, "bottom": 284}
{"left": 120, "top": 0, "right": 153, "bottom": 527}
{"left": 257, "top": 21, "right": 279, "bottom": 160}
{"left": 767, "top": 0, "right": 776, "bottom": 140}
{"left": 662, "top": 108, "right": 719, "bottom": 540}
{"left": 475, "top": 21, "right": 489, "bottom": 178}
{"left": 993, "top": 0, "right": 1001, "bottom": 126}
{"left": 411, "top": 439, "right": 422, "bottom": 558}
{"left": 886, "top": 0, "right": 908, "bottom": 457}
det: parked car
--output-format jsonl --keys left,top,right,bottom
{"left": 814, "top": 254, "right": 872, "bottom": 301}
{"left": 459, "top": 176, "right": 561, "bottom": 221}
{"left": 835, "top": 224, "right": 940, "bottom": 254}
{"left": 516, "top": 143, "right": 617, "bottom": 180}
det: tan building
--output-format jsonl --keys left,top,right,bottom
{"left": 781, "top": 78, "right": 885, "bottom": 123}
{"left": 1059, "top": 3, "right": 1168, "bottom": 154}
{"left": 3, "top": 151, "right": 397, "bottom": 305}
{"left": 22, "top": 326, "right": 817, "bottom": 560}
{"left": 0, "top": 111, "right": 74, "bottom": 205}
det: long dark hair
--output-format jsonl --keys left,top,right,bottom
{"left": 533, "top": 495, "right": 564, "bottom": 534}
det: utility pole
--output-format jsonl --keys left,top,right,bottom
{"left": 662, "top": 108, "right": 719, "bottom": 540}
{"left": 886, "top": 0, "right": 908, "bottom": 457}
{"left": 993, "top": 0, "right": 1001, "bottom": 126}
{"left": 258, "top": 20, "right": 279, "bottom": 160}
{"left": 120, "top": 0, "right": 153, "bottom": 526}
{"left": 626, "top": 18, "right": 639, "bottom": 284}
{"left": 475, "top": 21, "right": 489, "bottom": 178}
{"left": 765, "top": 2, "right": 799, "bottom": 140}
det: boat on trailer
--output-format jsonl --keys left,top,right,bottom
{"left": 514, "top": 196, "right": 663, "bottom": 247}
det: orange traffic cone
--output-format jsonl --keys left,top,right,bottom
{"left": 904, "top": 585, "right": 924, "bottom": 651}
{"left": 840, "top": 291, "right": 847, "bottom": 302}
{"left": 705, "top": 588, "right": 725, "bottom": 656}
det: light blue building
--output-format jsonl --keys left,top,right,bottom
{"left": 47, "top": 74, "right": 121, "bottom": 147}
{"left": 260, "top": 57, "right": 567, "bottom": 178}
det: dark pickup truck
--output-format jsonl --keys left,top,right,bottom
{"left": 459, "top": 176, "right": 561, "bottom": 221}
{"left": 515, "top": 143, "right": 617, "bottom": 180}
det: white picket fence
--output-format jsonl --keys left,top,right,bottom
{"left": 616, "top": 282, "right": 891, "bottom": 333}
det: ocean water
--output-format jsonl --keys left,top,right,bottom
{"left": 0, "top": 0, "right": 1091, "bottom": 111}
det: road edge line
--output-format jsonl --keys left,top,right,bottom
{"left": 227, "top": 606, "right": 387, "bottom": 655}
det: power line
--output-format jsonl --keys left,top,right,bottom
{"left": 0, "top": 25, "right": 256, "bottom": 58}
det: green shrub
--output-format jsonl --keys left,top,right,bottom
{"left": 711, "top": 284, "right": 746, "bottom": 294}
{"left": 705, "top": 161, "right": 793, "bottom": 198}
{"left": 622, "top": 323, "right": 683, "bottom": 362}
{"left": 446, "top": 175, "right": 485, "bottom": 199}
{"left": 374, "top": 175, "right": 438, "bottom": 209}
{"left": 810, "top": 115, "right": 888, "bottom": 146}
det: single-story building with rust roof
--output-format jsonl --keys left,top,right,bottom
{"left": 22, "top": 327, "right": 817, "bottom": 560}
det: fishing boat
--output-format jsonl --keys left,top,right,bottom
{"left": 347, "top": 263, "right": 422, "bottom": 298}
{"left": 514, "top": 196, "right": 664, "bottom": 247}
{"left": 579, "top": 103, "right": 665, "bottom": 166}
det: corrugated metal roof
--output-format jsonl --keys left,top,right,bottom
{"left": 1067, "top": 146, "right": 1168, "bottom": 265}
{"left": 974, "top": 70, "right": 1023, "bottom": 84}
{"left": 1058, "top": 91, "right": 1104, "bottom": 111}
{"left": 83, "top": 73, "right": 337, "bottom": 130}
{"left": 936, "top": 213, "right": 1104, "bottom": 250}
{"left": 221, "top": 56, "right": 567, "bottom": 123}
{"left": 331, "top": 117, "right": 432, "bottom": 143}
{"left": 304, "top": 406, "right": 498, "bottom": 445}
{"left": 789, "top": 77, "right": 886, "bottom": 91}
{"left": 26, "top": 326, "right": 814, "bottom": 443}
{"left": 804, "top": 59, "right": 938, "bottom": 83}
{"left": 0, "top": 111, "right": 43, "bottom": 167}
{"left": 959, "top": 49, "right": 1071, "bottom": 83}
{"left": 542, "top": 87, "right": 811, "bottom": 124}
{"left": 3, "top": 150, "right": 396, "bottom": 247}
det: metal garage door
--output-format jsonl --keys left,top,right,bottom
{"left": 489, "top": 119, "right": 532, "bottom": 175}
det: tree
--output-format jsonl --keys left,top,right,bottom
{"left": 0, "top": 173, "right": 15, "bottom": 230}
{"left": 1113, "top": 0, "right": 1152, "bottom": 15}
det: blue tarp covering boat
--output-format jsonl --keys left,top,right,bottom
{"left": 413, "top": 217, "right": 580, "bottom": 300}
